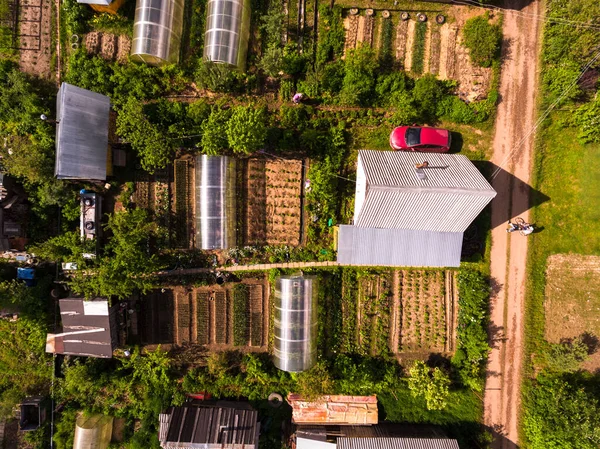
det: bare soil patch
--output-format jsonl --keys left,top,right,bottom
{"left": 545, "top": 254, "right": 600, "bottom": 372}
{"left": 403, "top": 20, "right": 416, "bottom": 71}
{"left": 394, "top": 19, "right": 408, "bottom": 66}
{"left": 398, "top": 270, "right": 454, "bottom": 356}
{"left": 19, "top": 0, "right": 52, "bottom": 79}
{"left": 245, "top": 159, "right": 303, "bottom": 246}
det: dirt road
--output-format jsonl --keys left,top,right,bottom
{"left": 485, "top": 1, "right": 543, "bottom": 447}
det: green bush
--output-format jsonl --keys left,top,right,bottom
{"left": 407, "top": 361, "right": 451, "bottom": 411}
{"left": 574, "top": 96, "right": 600, "bottom": 144}
{"left": 201, "top": 107, "right": 231, "bottom": 155}
{"left": 316, "top": 5, "right": 345, "bottom": 66}
{"left": 546, "top": 337, "right": 590, "bottom": 373}
{"left": 278, "top": 79, "right": 294, "bottom": 101}
{"left": 116, "top": 98, "right": 177, "bottom": 171}
{"left": 413, "top": 74, "right": 445, "bottom": 120}
{"left": 339, "top": 45, "right": 379, "bottom": 106}
{"left": 376, "top": 71, "right": 414, "bottom": 106}
{"left": 462, "top": 14, "right": 501, "bottom": 68}
{"left": 89, "top": 13, "right": 132, "bottom": 36}
{"left": 523, "top": 373, "right": 600, "bottom": 449}
{"left": 543, "top": 61, "right": 583, "bottom": 104}
{"left": 452, "top": 269, "right": 491, "bottom": 391}
{"left": 226, "top": 105, "right": 268, "bottom": 154}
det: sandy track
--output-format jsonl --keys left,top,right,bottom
{"left": 484, "top": 1, "right": 543, "bottom": 448}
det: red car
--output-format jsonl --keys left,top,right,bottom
{"left": 389, "top": 126, "right": 452, "bottom": 153}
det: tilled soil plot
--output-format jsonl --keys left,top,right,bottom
{"left": 85, "top": 31, "right": 131, "bottom": 62}
{"left": 245, "top": 159, "right": 303, "bottom": 246}
{"left": 398, "top": 270, "right": 452, "bottom": 354}
{"left": 148, "top": 279, "right": 269, "bottom": 352}
{"left": 19, "top": 0, "right": 52, "bottom": 79}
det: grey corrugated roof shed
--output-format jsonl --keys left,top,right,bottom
{"left": 337, "top": 226, "right": 462, "bottom": 267}
{"left": 159, "top": 403, "right": 259, "bottom": 449}
{"left": 337, "top": 438, "right": 460, "bottom": 449}
{"left": 55, "top": 83, "right": 110, "bottom": 181}
{"left": 354, "top": 151, "right": 496, "bottom": 233}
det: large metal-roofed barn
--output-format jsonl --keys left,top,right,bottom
{"left": 273, "top": 275, "right": 318, "bottom": 372}
{"left": 55, "top": 83, "right": 110, "bottom": 181}
{"left": 158, "top": 403, "right": 260, "bottom": 449}
{"left": 204, "top": 0, "right": 251, "bottom": 69}
{"left": 131, "top": 0, "right": 185, "bottom": 65}
{"left": 45, "top": 298, "right": 118, "bottom": 358}
{"left": 195, "top": 155, "right": 237, "bottom": 250}
{"left": 338, "top": 150, "right": 496, "bottom": 268}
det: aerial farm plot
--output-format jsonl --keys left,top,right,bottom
{"left": 339, "top": 268, "right": 458, "bottom": 360}
{"left": 343, "top": 6, "right": 494, "bottom": 100}
{"left": 244, "top": 158, "right": 304, "bottom": 246}
{"left": 139, "top": 277, "right": 269, "bottom": 352}
{"left": 545, "top": 254, "right": 600, "bottom": 372}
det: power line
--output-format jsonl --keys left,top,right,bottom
{"left": 490, "top": 47, "right": 600, "bottom": 180}
{"left": 452, "top": 0, "right": 600, "bottom": 30}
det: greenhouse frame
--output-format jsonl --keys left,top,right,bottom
{"left": 194, "top": 155, "right": 237, "bottom": 250}
{"left": 73, "top": 414, "right": 113, "bottom": 449}
{"left": 131, "top": 0, "right": 185, "bottom": 65}
{"left": 204, "top": 0, "right": 251, "bottom": 69}
{"left": 273, "top": 275, "right": 318, "bottom": 373}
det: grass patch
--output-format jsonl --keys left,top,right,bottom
{"left": 411, "top": 22, "right": 427, "bottom": 75}
{"left": 527, "top": 111, "right": 600, "bottom": 357}
{"left": 379, "top": 387, "right": 484, "bottom": 448}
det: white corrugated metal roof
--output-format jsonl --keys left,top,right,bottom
{"left": 359, "top": 150, "right": 494, "bottom": 191}
{"left": 355, "top": 151, "right": 496, "bottom": 233}
{"left": 55, "top": 83, "right": 110, "bottom": 181}
{"left": 337, "top": 226, "right": 463, "bottom": 268}
{"left": 338, "top": 438, "right": 460, "bottom": 449}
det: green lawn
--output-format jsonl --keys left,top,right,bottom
{"left": 380, "top": 387, "right": 484, "bottom": 448}
{"left": 526, "top": 111, "right": 600, "bottom": 358}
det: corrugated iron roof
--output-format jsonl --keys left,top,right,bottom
{"left": 355, "top": 151, "right": 495, "bottom": 233}
{"left": 55, "top": 83, "right": 110, "bottom": 181}
{"left": 288, "top": 395, "right": 378, "bottom": 425}
{"left": 160, "top": 403, "right": 259, "bottom": 449}
{"left": 359, "top": 150, "right": 493, "bottom": 191}
{"left": 337, "top": 226, "right": 462, "bottom": 268}
{"left": 337, "top": 437, "right": 460, "bottom": 449}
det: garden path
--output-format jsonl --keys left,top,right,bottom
{"left": 485, "top": 1, "right": 543, "bottom": 448}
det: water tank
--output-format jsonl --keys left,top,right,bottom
{"left": 204, "top": 0, "right": 251, "bottom": 70}
{"left": 273, "top": 275, "right": 318, "bottom": 372}
{"left": 131, "top": 0, "right": 185, "bottom": 65}
{"left": 195, "top": 155, "right": 237, "bottom": 249}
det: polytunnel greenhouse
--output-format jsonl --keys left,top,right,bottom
{"left": 204, "top": 0, "right": 251, "bottom": 69}
{"left": 195, "top": 155, "right": 237, "bottom": 250}
{"left": 131, "top": 0, "right": 185, "bottom": 65}
{"left": 273, "top": 275, "right": 318, "bottom": 373}
{"left": 73, "top": 414, "right": 113, "bottom": 449}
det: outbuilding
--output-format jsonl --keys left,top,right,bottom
{"left": 55, "top": 83, "right": 110, "bottom": 181}
{"left": 46, "top": 298, "right": 118, "bottom": 358}
{"left": 337, "top": 150, "right": 496, "bottom": 267}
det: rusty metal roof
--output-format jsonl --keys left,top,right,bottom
{"left": 288, "top": 395, "right": 378, "bottom": 425}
